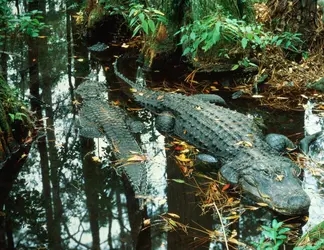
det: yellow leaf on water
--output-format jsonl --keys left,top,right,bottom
{"left": 127, "top": 154, "right": 146, "bottom": 162}
{"left": 92, "top": 156, "right": 101, "bottom": 162}
{"left": 77, "top": 58, "right": 84, "bottom": 62}
{"left": 143, "top": 219, "right": 151, "bottom": 226}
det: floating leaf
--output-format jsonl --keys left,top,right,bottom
{"left": 92, "top": 156, "right": 101, "bottom": 162}
{"left": 143, "top": 219, "right": 151, "bottom": 226}
{"left": 127, "top": 154, "right": 146, "bottom": 162}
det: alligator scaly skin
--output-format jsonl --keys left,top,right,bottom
{"left": 76, "top": 81, "right": 147, "bottom": 201}
{"left": 114, "top": 58, "right": 311, "bottom": 215}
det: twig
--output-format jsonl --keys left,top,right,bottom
{"left": 213, "top": 202, "right": 230, "bottom": 250}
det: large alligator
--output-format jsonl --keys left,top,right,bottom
{"left": 114, "top": 57, "right": 311, "bottom": 215}
{"left": 75, "top": 80, "right": 148, "bottom": 204}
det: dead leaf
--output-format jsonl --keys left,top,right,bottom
{"left": 72, "top": 100, "right": 81, "bottom": 105}
{"left": 143, "top": 219, "right": 151, "bottom": 226}
{"left": 127, "top": 154, "right": 146, "bottom": 162}
{"left": 92, "top": 156, "right": 101, "bottom": 162}
{"left": 222, "top": 183, "right": 231, "bottom": 191}
{"left": 174, "top": 146, "right": 185, "bottom": 151}
{"left": 235, "top": 141, "right": 253, "bottom": 147}
{"left": 252, "top": 95, "right": 264, "bottom": 98}
{"left": 195, "top": 105, "right": 202, "bottom": 110}
{"left": 256, "top": 202, "right": 269, "bottom": 207}
{"left": 167, "top": 213, "right": 180, "bottom": 219}
{"left": 275, "top": 174, "right": 284, "bottom": 181}
{"left": 121, "top": 43, "right": 129, "bottom": 48}
{"left": 157, "top": 95, "right": 164, "bottom": 100}
{"left": 175, "top": 154, "right": 191, "bottom": 162}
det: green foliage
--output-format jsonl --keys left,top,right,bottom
{"left": 12, "top": 10, "right": 49, "bottom": 37}
{"left": 294, "top": 221, "right": 324, "bottom": 250}
{"left": 294, "top": 239, "right": 324, "bottom": 250}
{"left": 0, "top": 2, "right": 48, "bottom": 43}
{"left": 252, "top": 219, "right": 290, "bottom": 250}
{"left": 176, "top": 13, "right": 304, "bottom": 59}
{"left": 127, "top": 3, "right": 167, "bottom": 38}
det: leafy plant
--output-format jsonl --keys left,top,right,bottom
{"left": 13, "top": 10, "right": 49, "bottom": 37}
{"left": 176, "top": 12, "right": 303, "bottom": 59}
{"left": 128, "top": 3, "right": 167, "bottom": 38}
{"left": 252, "top": 219, "right": 290, "bottom": 250}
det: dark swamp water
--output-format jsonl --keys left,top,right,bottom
{"left": 1, "top": 6, "right": 324, "bottom": 250}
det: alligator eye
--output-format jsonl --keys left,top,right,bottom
{"left": 262, "top": 169, "right": 271, "bottom": 176}
{"left": 244, "top": 176, "right": 256, "bottom": 186}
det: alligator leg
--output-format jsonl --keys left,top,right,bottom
{"left": 265, "top": 133, "right": 296, "bottom": 153}
{"left": 126, "top": 118, "right": 145, "bottom": 134}
{"left": 195, "top": 153, "right": 221, "bottom": 172}
{"left": 155, "top": 111, "right": 175, "bottom": 133}
{"left": 193, "top": 94, "right": 227, "bottom": 106}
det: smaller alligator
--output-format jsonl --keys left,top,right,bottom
{"left": 114, "top": 57, "right": 310, "bottom": 215}
{"left": 75, "top": 80, "right": 148, "bottom": 204}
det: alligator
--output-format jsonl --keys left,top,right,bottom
{"left": 75, "top": 80, "right": 148, "bottom": 204}
{"left": 114, "top": 57, "right": 311, "bottom": 215}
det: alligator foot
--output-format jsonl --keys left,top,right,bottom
{"left": 126, "top": 118, "right": 145, "bottom": 134}
{"left": 299, "top": 131, "right": 322, "bottom": 154}
{"left": 193, "top": 94, "right": 227, "bottom": 106}
{"left": 195, "top": 153, "right": 221, "bottom": 173}
{"left": 265, "top": 133, "right": 296, "bottom": 153}
{"left": 155, "top": 111, "right": 175, "bottom": 134}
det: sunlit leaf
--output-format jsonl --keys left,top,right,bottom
{"left": 168, "top": 219, "right": 177, "bottom": 227}
{"left": 175, "top": 154, "right": 191, "bottom": 162}
{"left": 167, "top": 213, "right": 180, "bottom": 219}
{"left": 127, "top": 154, "right": 146, "bottom": 162}
{"left": 226, "top": 215, "right": 241, "bottom": 220}
{"left": 256, "top": 202, "right": 268, "bottom": 207}
{"left": 121, "top": 43, "right": 129, "bottom": 48}
{"left": 144, "top": 219, "right": 151, "bottom": 226}
{"left": 252, "top": 94, "right": 264, "bottom": 98}
{"left": 231, "top": 64, "right": 239, "bottom": 71}
{"left": 92, "top": 156, "right": 101, "bottom": 162}
{"left": 171, "top": 179, "right": 185, "bottom": 184}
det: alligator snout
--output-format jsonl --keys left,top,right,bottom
{"left": 287, "top": 194, "right": 311, "bottom": 212}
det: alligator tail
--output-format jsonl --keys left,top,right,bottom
{"left": 114, "top": 57, "right": 146, "bottom": 90}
